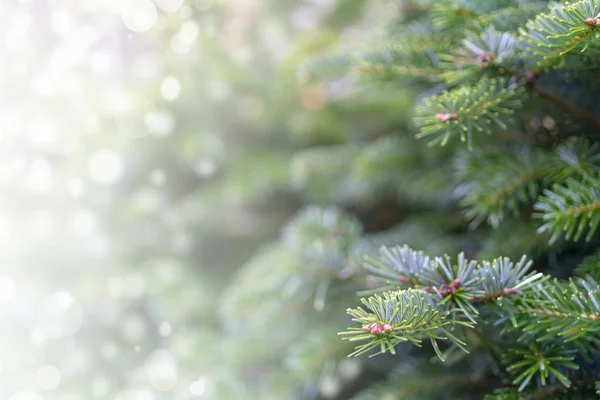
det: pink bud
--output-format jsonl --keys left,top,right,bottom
{"left": 435, "top": 113, "right": 459, "bottom": 123}
{"left": 382, "top": 324, "right": 393, "bottom": 334}
{"left": 503, "top": 288, "right": 521, "bottom": 296}
{"left": 586, "top": 17, "right": 598, "bottom": 27}
{"left": 370, "top": 324, "right": 383, "bottom": 336}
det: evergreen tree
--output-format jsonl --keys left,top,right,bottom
{"left": 223, "top": 0, "right": 600, "bottom": 398}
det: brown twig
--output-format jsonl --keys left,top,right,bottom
{"left": 530, "top": 84, "right": 600, "bottom": 129}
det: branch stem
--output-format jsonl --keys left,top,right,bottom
{"left": 531, "top": 84, "right": 600, "bottom": 129}
{"left": 522, "top": 307, "right": 600, "bottom": 321}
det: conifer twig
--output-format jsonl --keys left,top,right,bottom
{"left": 530, "top": 84, "right": 600, "bottom": 129}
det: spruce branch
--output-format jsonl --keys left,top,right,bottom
{"left": 574, "top": 249, "right": 600, "bottom": 281}
{"left": 439, "top": 26, "right": 521, "bottom": 85}
{"left": 523, "top": 0, "right": 600, "bottom": 70}
{"left": 346, "top": 246, "right": 543, "bottom": 359}
{"left": 515, "top": 277, "right": 600, "bottom": 345}
{"left": 362, "top": 244, "right": 430, "bottom": 289}
{"left": 456, "top": 141, "right": 600, "bottom": 228}
{"left": 362, "top": 245, "right": 541, "bottom": 302}
{"left": 504, "top": 342, "right": 579, "bottom": 391}
{"left": 535, "top": 174, "right": 600, "bottom": 243}
{"left": 551, "top": 139, "right": 600, "bottom": 181}
{"left": 340, "top": 288, "right": 471, "bottom": 360}
{"left": 456, "top": 149, "right": 549, "bottom": 228}
{"left": 474, "top": 255, "right": 540, "bottom": 304}
{"left": 414, "top": 78, "right": 525, "bottom": 147}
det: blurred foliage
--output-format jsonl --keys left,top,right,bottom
{"left": 0, "top": 0, "right": 372, "bottom": 399}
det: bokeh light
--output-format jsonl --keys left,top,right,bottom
{"left": 0, "top": 0, "right": 345, "bottom": 398}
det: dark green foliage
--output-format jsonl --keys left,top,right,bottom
{"left": 456, "top": 148, "right": 548, "bottom": 227}
{"left": 456, "top": 140, "right": 600, "bottom": 228}
{"left": 535, "top": 174, "right": 600, "bottom": 243}
{"left": 503, "top": 342, "right": 578, "bottom": 390}
{"left": 574, "top": 249, "right": 600, "bottom": 280}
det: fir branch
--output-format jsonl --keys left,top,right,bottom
{"left": 439, "top": 26, "right": 522, "bottom": 85}
{"left": 523, "top": 0, "right": 600, "bottom": 70}
{"left": 414, "top": 78, "right": 525, "bottom": 147}
{"left": 574, "top": 249, "right": 600, "bottom": 281}
{"left": 535, "top": 174, "right": 600, "bottom": 243}
{"left": 515, "top": 277, "right": 600, "bottom": 345}
{"left": 551, "top": 139, "right": 600, "bottom": 181}
{"left": 456, "top": 149, "right": 550, "bottom": 228}
{"left": 472, "top": 255, "right": 540, "bottom": 303}
{"left": 347, "top": 246, "right": 544, "bottom": 359}
{"left": 362, "top": 244, "right": 430, "bottom": 288}
{"left": 362, "top": 245, "right": 541, "bottom": 302}
{"left": 340, "top": 288, "right": 471, "bottom": 360}
{"left": 504, "top": 342, "right": 579, "bottom": 391}
{"left": 490, "top": 171, "right": 543, "bottom": 203}
{"left": 523, "top": 308, "right": 600, "bottom": 322}
{"left": 456, "top": 141, "right": 600, "bottom": 228}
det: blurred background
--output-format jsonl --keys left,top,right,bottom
{"left": 0, "top": 0, "right": 386, "bottom": 399}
